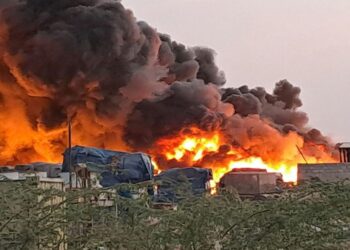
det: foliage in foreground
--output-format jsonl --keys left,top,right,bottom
{"left": 0, "top": 180, "right": 349, "bottom": 250}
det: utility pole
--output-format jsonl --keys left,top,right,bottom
{"left": 68, "top": 119, "right": 72, "bottom": 189}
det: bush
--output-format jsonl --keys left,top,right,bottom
{"left": 0, "top": 180, "right": 349, "bottom": 249}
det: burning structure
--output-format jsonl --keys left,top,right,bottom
{"left": 0, "top": 0, "right": 339, "bottom": 185}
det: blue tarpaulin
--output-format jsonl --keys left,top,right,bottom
{"left": 154, "top": 167, "right": 213, "bottom": 202}
{"left": 62, "top": 146, "right": 154, "bottom": 188}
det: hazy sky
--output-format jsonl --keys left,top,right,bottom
{"left": 123, "top": 0, "right": 350, "bottom": 142}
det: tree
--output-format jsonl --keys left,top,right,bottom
{"left": 0, "top": 180, "right": 349, "bottom": 249}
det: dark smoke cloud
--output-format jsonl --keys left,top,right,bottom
{"left": 220, "top": 80, "right": 335, "bottom": 156}
{"left": 1, "top": 0, "right": 161, "bottom": 114}
{"left": 0, "top": 0, "right": 337, "bottom": 164}
{"left": 222, "top": 92, "right": 262, "bottom": 116}
{"left": 222, "top": 80, "right": 309, "bottom": 130}
{"left": 273, "top": 80, "right": 302, "bottom": 109}
{"left": 194, "top": 47, "right": 226, "bottom": 86}
{"left": 124, "top": 80, "right": 233, "bottom": 149}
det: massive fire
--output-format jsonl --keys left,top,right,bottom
{"left": 0, "top": 0, "right": 339, "bottom": 187}
{"left": 151, "top": 127, "right": 337, "bottom": 183}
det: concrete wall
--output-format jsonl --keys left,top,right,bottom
{"left": 298, "top": 163, "right": 350, "bottom": 182}
{"left": 0, "top": 172, "right": 20, "bottom": 180}
{"left": 0, "top": 172, "right": 47, "bottom": 180}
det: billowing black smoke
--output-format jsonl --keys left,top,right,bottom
{"left": 0, "top": 0, "right": 337, "bottom": 164}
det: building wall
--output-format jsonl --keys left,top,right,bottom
{"left": 298, "top": 163, "right": 350, "bottom": 182}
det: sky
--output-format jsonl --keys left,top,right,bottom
{"left": 123, "top": 0, "right": 350, "bottom": 142}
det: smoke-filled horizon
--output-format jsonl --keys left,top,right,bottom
{"left": 0, "top": 0, "right": 339, "bottom": 181}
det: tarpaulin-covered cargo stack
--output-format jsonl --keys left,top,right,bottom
{"left": 153, "top": 167, "right": 213, "bottom": 204}
{"left": 62, "top": 146, "right": 154, "bottom": 197}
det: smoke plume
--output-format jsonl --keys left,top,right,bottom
{"left": 0, "top": 0, "right": 337, "bottom": 179}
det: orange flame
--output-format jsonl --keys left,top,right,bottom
{"left": 152, "top": 126, "right": 336, "bottom": 184}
